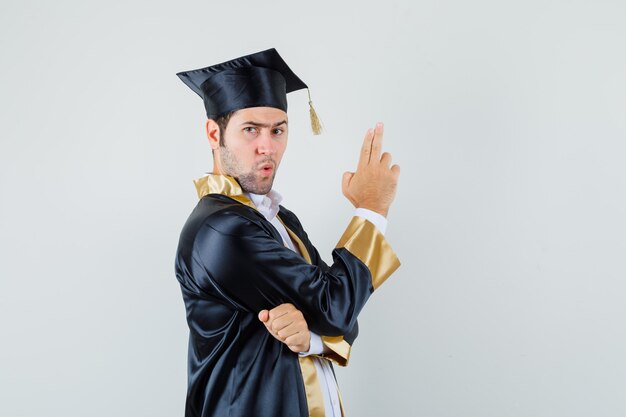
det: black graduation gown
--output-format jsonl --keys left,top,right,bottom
{"left": 175, "top": 175, "right": 400, "bottom": 417}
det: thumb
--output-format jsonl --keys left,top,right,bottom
{"left": 342, "top": 171, "right": 354, "bottom": 196}
{"left": 258, "top": 310, "right": 269, "bottom": 322}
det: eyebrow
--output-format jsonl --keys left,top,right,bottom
{"left": 240, "top": 120, "right": 288, "bottom": 128}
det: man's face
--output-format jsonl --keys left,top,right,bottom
{"left": 216, "top": 107, "right": 288, "bottom": 195}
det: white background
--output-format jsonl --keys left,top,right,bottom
{"left": 1, "top": 0, "right": 625, "bottom": 416}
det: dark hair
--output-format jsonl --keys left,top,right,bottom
{"left": 214, "top": 112, "right": 234, "bottom": 147}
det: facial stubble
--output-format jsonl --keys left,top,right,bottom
{"left": 219, "top": 144, "right": 276, "bottom": 195}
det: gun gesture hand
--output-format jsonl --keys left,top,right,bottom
{"left": 342, "top": 123, "right": 400, "bottom": 217}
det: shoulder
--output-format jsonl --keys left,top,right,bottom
{"left": 178, "top": 194, "right": 283, "bottom": 254}
{"left": 181, "top": 194, "right": 262, "bottom": 237}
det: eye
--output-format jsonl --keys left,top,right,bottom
{"left": 243, "top": 126, "right": 258, "bottom": 134}
{"left": 273, "top": 127, "right": 284, "bottom": 135}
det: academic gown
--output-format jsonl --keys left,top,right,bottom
{"left": 175, "top": 174, "right": 400, "bottom": 417}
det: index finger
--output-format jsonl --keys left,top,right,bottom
{"left": 358, "top": 127, "right": 375, "bottom": 169}
{"left": 268, "top": 303, "right": 294, "bottom": 320}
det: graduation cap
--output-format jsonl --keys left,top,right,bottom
{"left": 177, "top": 48, "right": 322, "bottom": 135}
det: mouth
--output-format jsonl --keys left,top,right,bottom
{"left": 258, "top": 162, "right": 275, "bottom": 176}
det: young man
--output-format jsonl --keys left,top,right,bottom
{"left": 175, "top": 48, "right": 400, "bottom": 417}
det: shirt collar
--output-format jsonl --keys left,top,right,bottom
{"left": 246, "top": 189, "right": 283, "bottom": 221}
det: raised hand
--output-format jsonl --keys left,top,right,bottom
{"left": 342, "top": 122, "right": 400, "bottom": 217}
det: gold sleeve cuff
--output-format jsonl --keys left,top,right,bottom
{"left": 336, "top": 216, "right": 401, "bottom": 290}
{"left": 319, "top": 335, "right": 352, "bottom": 367}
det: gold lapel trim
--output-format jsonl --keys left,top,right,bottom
{"left": 193, "top": 174, "right": 255, "bottom": 209}
{"left": 280, "top": 217, "right": 313, "bottom": 264}
{"left": 298, "top": 356, "right": 326, "bottom": 417}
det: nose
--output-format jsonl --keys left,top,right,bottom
{"left": 256, "top": 129, "right": 275, "bottom": 155}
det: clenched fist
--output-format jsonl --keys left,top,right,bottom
{"left": 342, "top": 122, "right": 400, "bottom": 217}
{"left": 258, "top": 303, "right": 311, "bottom": 353}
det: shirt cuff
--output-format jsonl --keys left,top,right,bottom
{"left": 298, "top": 331, "right": 324, "bottom": 356}
{"left": 354, "top": 208, "right": 388, "bottom": 235}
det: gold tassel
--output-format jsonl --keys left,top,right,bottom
{"left": 308, "top": 89, "right": 322, "bottom": 135}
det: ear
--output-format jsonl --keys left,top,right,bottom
{"left": 206, "top": 119, "right": 221, "bottom": 150}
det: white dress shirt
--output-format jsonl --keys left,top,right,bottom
{"left": 247, "top": 191, "right": 387, "bottom": 417}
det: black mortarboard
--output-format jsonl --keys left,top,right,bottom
{"left": 177, "top": 48, "right": 322, "bottom": 134}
